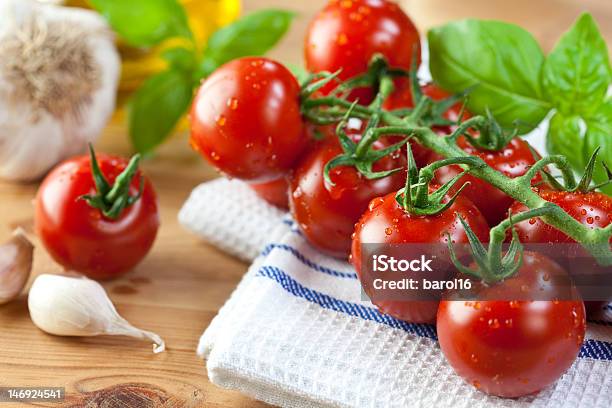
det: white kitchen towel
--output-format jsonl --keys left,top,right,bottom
{"left": 179, "top": 175, "right": 612, "bottom": 408}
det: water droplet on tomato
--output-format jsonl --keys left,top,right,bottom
{"left": 488, "top": 318, "right": 500, "bottom": 329}
{"left": 358, "top": 5, "right": 370, "bottom": 14}
{"left": 340, "top": 0, "right": 352, "bottom": 8}
{"left": 216, "top": 115, "right": 227, "bottom": 127}
{"left": 337, "top": 33, "right": 348, "bottom": 45}
{"left": 504, "top": 319, "right": 513, "bottom": 328}
{"left": 528, "top": 218, "right": 537, "bottom": 225}
{"left": 292, "top": 187, "right": 303, "bottom": 199}
{"left": 368, "top": 197, "right": 385, "bottom": 211}
{"left": 509, "top": 300, "right": 520, "bottom": 309}
{"left": 350, "top": 12, "right": 362, "bottom": 21}
{"left": 580, "top": 209, "right": 587, "bottom": 216}
{"left": 227, "top": 98, "right": 239, "bottom": 110}
{"left": 470, "top": 354, "right": 478, "bottom": 363}
{"left": 385, "top": 227, "right": 393, "bottom": 236}
{"left": 472, "top": 380, "right": 481, "bottom": 389}
{"left": 586, "top": 217, "right": 594, "bottom": 225}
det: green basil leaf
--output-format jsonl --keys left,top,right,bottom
{"left": 428, "top": 20, "right": 551, "bottom": 133}
{"left": 584, "top": 100, "right": 612, "bottom": 195}
{"left": 129, "top": 69, "right": 193, "bottom": 153}
{"left": 547, "top": 112, "right": 585, "bottom": 172}
{"left": 543, "top": 13, "right": 611, "bottom": 116}
{"left": 162, "top": 47, "right": 196, "bottom": 73}
{"left": 90, "top": 0, "right": 192, "bottom": 47}
{"left": 199, "top": 9, "right": 295, "bottom": 77}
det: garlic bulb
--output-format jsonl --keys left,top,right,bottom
{"left": 0, "top": 0, "right": 120, "bottom": 181}
{"left": 0, "top": 229, "right": 34, "bottom": 304}
{"left": 28, "top": 274, "right": 165, "bottom": 353}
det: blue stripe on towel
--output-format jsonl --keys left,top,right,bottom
{"left": 258, "top": 265, "right": 437, "bottom": 340}
{"left": 261, "top": 243, "right": 358, "bottom": 279}
{"left": 256, "top": 265, "right": 612, "bottom": 361}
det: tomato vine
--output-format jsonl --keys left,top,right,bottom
{"left": 301, "top": 58, "right": 612, "bottom": 267}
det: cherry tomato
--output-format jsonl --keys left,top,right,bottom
{"left": 250, "top": 178, "right": 290, "bottom": 209}
{"left": 435, "top": 136, "right": 541, "bottom": 226}
{"left": 351, "top": 190, "right": 489, "bottom": 323}
{"left": 35, "top": 152, "right": 159, "bottom": 280}
{"left": 509, "top": 189, "right": 612, "bottom": 314}
{"left": 190, "top": 57, "right": 305, "bottom": 182}
{"left": 305, "top": 0, "right": 421, "bottom": 102}
{"left": 510, "top": 189, "right": 612, "bottom": 244}
{"left": 290, "top": 135, "right": 406, "bottom": 258}
{"left": 437, "top": 252, "right": 586, "bottom": 398}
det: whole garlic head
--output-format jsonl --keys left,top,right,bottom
{"left": 0, "top": 0, "right": 120, "bottom": 181}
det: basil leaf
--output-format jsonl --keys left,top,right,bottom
{"left": 547, "top": 113, "right": 585, "bottom": 172}
{"left": 129, "top": 69, "right": 193, "bottom": 153}
{"left": 548, "top": 103, "right": 612, "bottom": 195}
{"left": 428, "top": 20, "right": 551, "bottom": 133}
{"left": 199, "top": 9, "right": 295, "bottom": 76}
{"left": 162, "top": 47, "right": 196, "bottom": 73}
{"left": 90, "top": 0, "right": 192, "bottom": 47}
{"left": 543, "top": 13, "right": 611, "bottom": 116}
{"left": 584, "top": 100, "right": 612, "bottom": 195}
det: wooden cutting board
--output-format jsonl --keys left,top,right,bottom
{"left": 0, "top": 1, "right": 609, "bottom": 407}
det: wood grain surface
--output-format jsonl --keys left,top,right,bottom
{"left": 0, "top": 1, "right": 609, "bottom": 407}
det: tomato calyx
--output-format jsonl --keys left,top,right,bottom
{"left": 457, "top": 109, "right": 519, "bottom": 151}
{"left": 540, "top": 147, "right": 612, "bottom": 193}
{"left": 79, "top": 145, "right": 144, "bottom": 220}
{"left": 449, "top": 205, "right": 558, "bottom": 284}
{"left": 323, "top": 99, "right": 408, "bottom": 186}
{"left": 394, "top": 144, "right": 481, "bottom": 216}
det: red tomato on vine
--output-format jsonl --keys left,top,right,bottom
{"left": 290, "top": 132, "right": 406, "bottom": 258}
{"left": 190, "top": 57, "right": 306, "bottom": 182}
{"left": 438, "top": 252, "right": 586, "bottom": 398}
{"left": 305, "top": 0, "right": 421, "bottom": 102}
{"left": 351, "top": 188, "right": 489, "bottom": 323}
{"left": 435, "top": 136, "right": 541, "bottom": 226}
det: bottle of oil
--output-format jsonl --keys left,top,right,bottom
{"left": 64, "top": 0, "right": 241, "bottom": 94}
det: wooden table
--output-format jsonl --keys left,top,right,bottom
{"left": 0, "top": 1, "right": 610, "bottom": 407}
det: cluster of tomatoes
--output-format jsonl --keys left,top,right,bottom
{"left": 188, "top": 0, "right": 611, "bottom": 399}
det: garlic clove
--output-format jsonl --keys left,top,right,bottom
{"left": 0, "top": 228, "right": 34, "bottom": 305}
{"left": 28, "top": 274, "right": 165, "bottom": 353}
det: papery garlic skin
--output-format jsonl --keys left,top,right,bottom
{"left": 28, "top": 274, "right": 165, "bottom": 353}
{"left": 0, "top": 0, "right": 120, "bottom": 181}
{"left": 0, "top": 229, "right": 34, "bottom": 304}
